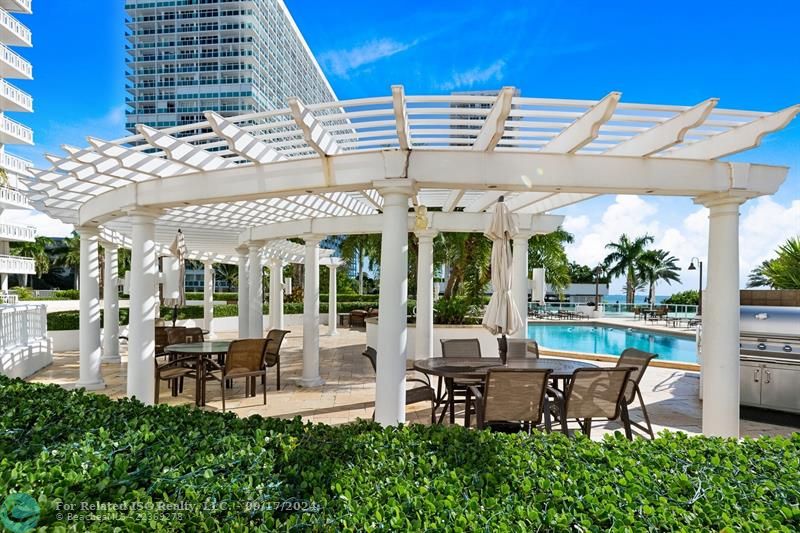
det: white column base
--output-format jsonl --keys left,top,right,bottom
{"left": 74, "top": 380, "right": 106, "bottom": 391}
{"left": 100, "top": 355, "right": 122, "bottom": 364}
{"left": 296, "top": 376, "right": 326, "bottom": 388}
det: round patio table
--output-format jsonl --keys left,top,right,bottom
{"left": 166, "top": 341, "right": 232, "bottom": 407}
{"left": 413, "top": 357, "right": 599, "bottom": 425}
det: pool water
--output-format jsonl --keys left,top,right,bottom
{"left": 527, "top": 323, "right": 698, "bottom": 363}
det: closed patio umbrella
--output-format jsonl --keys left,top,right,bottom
{"left": 166, "top": 229, "right": 187, "bottom": 326}
{"left": 482, "top": 197, "right": 523, "bottom": 362}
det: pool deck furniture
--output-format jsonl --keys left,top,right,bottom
{"left": 165, "top": 340, "right": 232, "bottom": 406}
{"left": 205, "top": 339, "right": 268, "bottom": 412}
{"left": 468, "top": 368, "right": 553, "bottom": 432}
{"left": 438, "top": 339, "right": 483, "bottom": 424}
{"left": 414, "top": 357, "right": 599, "bottom": 427}
{"left": 363, "top": 347, "right": 436, "bottom": 423}
{"left": 263, "top": 329, "right": 290, "bottom": 391}
{"left": 617, "top": 348, "right": 658, "bottom": 438}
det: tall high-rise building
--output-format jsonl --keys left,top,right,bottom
{"left": 0, "top": 0, "right": 35, "bottom": 296}
{"left": 124, "top": 0, "right": 336, "bottom": 133}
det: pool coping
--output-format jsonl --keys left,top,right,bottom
{"left": 528, "top": 319, "right": 701, "bottom": 372}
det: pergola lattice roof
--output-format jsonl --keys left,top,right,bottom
{"left": 24, "top": 87, "right": 798, "bottom": 261}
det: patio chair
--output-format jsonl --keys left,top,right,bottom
{"left": 349, "top": 309, "right": 367, "bottom": 327}
{"left": 438, "top": 338, "right": 482, "bottom": 424}
{"left": 205, "top": 339, "right": 268, "bottom": 411}
{"left": 154, "top": 353, "right": 198, "bottom": 404}
{"left": 362, "top": 347, "right": 436, "bottom": 423}
{"left": 526, "top": 340, "right": 541, "bottom": 359}
{"left": 184, "top": 327, "right": 204, "bottom": 343}
{"left": 616, "top": 348, "right": 658, "bottom": 438}
{"left": 467, "top": 368, "right": 552, "bottom": 432}
{"left": 262, "top": 329, "right": 290, "bottom": 391}
{"left": 548, "top": 367, "right": 634, "bottom": 439}
{"left": 504, "top": 338, "right": 528, "bottom": 359}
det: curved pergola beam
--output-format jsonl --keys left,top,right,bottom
{"left": 137, "top": 125, "right": 236, "bottom": 171}
{"left": 76, "top": 150, "right": 789, "bottom": 227}
{"left": 205, "top": 111, "right": 287, "bottom": 164}
{"left": 241, "top": 211, "right": 564, "bottom": 243}
{"left": 541, "top": 91, "right": 621, "bottom": 153}
{"left": 472, "top": 86, "right": 516, "bottom": 151}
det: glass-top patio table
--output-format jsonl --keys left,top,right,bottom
{"left": 413, "top": 357, "right": 598, "bottom": 425}
{"left": 166, "top": 341, "right": 232, "bottom": 407}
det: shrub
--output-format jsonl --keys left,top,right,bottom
{"left": 434, "top": 296, "right": 482, "bottom": 325}
{"left": 12, "top": 286, "right": 33, "bottom": 300}
{"left": 185, "top": 292, "right": 239, "bottom": 301}
{"left": 663, "top": 290, "right": 700, "bottom": 306}
{"left": 1, "top": 376, "right": 799, "bottom": 531}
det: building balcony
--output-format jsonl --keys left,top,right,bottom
{"left": 0, "top": 42, "right": 30, "bottom": 79}
{"left": 0, "top": 184, "right": 29, "bottom": 209}
{"left": 0, "top": 254, "right": 34, "bottom": 275}
{"left": 0, "top": 0, "right": 31, "bottom": 15}
{"left": 0, "top": 113, "right": 32, "bottom": 144}
{"left": 0, "top": 7, "right": 31, "bottom": 47}
{"left": 0, "top": 222, "right": 35, "bottom": 242}
{"left": 0, "top": 79, "right": 31, "bottom": 111}
{"left": 1, "top": 148, "right": 30, "bottom": 176}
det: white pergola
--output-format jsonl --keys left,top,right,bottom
{"left": 23, "top": 86, "right": 798, "bottom": 437}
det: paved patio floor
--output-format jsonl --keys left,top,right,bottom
{"left": 28, "top": 325, "right": 797, "bottom": 439}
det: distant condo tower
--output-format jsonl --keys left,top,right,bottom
{"left": 0, "top": 0, "right": 35, "bottom": 295}
{"left": 124, "top": 0, "right": 336, "bottom": 134}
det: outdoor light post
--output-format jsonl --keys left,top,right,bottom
{"left": 688, "top": 258, "right": 703, "bottom": 316}
{"left": 593, "top": 264, "right": 604, "bottom": 317}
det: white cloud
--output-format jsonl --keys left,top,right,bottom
{"left": 438, "top": 60, "right": 506, "bottom": 91}
{"left": 0, "top": 208, "right": 74, "bottom": 238}
{"left": 320, "top": 38, "right": 417, "bottom": 78}
{"left": 562, "top": 195, "right": 800, "bottom": 295}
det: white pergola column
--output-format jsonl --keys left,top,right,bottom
{"left": 248, "top": 243, "right": 263, "bottom": 338}
{"left": 101, "top": 243, "right": 121, "bottom": 363}
{"left": 269, "top": 259, "right": 284, "bottom": 330}
{"left": 236, "top": 246, "right": 249, "bottom": 338}
{"left": 127, "top": 213, "right": 158, "bottom": 403}
{"left": 415, "top": 229, "right": 437, "bottom": 359}
{"left": 698, "top": 194, "right": 745, "bottom": 437}
{"left": 326, "top": 262, "right": 339, "bottom": 336}
{"left": 203, "top": 260, "right": 214, "bottom": 333}
{"left": 512, "top": 233, "right": 531, "bottom": 339}
{"left": 375, "top": 184, "right": 412, "bottom": 425}
{"left": 76, "top": 227, "right": 104, "bottom": 390}
{"left": 299, "top": 235, "right": 324, "bottom": 387}
{"left": 1, "top": 273, "right": 8, "bottom": 291}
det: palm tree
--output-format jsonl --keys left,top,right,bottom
{"left": 55, "top": 232, "right": 81, "bottom": 289}
{"left": 528, "top": 227, "right": 574, "bottom": 294}
{"left": 639, "top": 249, "right": 681, "bottom": 307}
{"left": 438, "top": 233, "right": 492, "bottom": 300}
{"left": 338, "top": 234, "right": 381, "bottom": 294}
{"left": 215, "top": 263, "right": 238, "bottom": 291}
{"left": 603, "top": 234, "right": 655, "bottom": 304}
{"left": 10, "top": 236, "right": 53, "bottom": 287}
{"left": 748, "top": 237, "right": 800, "bottom": 289}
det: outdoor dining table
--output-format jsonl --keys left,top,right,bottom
{"left": 413, "top": 357, "right": 599, "bottom": 425}
{"left": 165, "top": 341, "right": 232, "bottom": 407}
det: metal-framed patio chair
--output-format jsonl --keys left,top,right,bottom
{"left": 616, "top": 348, "right": 658, "bottom": 438}
{"left": 205, "top": 339, "right": 268, "bottom": 412}
{"left": 438, "top": 338, "right": 482, "bottom": 424}
{"left": 548, "top": 367, "right": 634, "bottom": 439}
{"left": 362, "top": 347, "right": 436, "bottom": 423}
{"left": 262, "top": 329, "right": 289, "bottom": 391}
{"left": 468, "top": 368, "right": 553, "bottom": 432}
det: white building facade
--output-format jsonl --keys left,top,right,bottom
{"left": 124, "top": 0, "right": 336, "bottom": 133}
{"left": 0, "top": 0, "right": 34, "bottom": 297}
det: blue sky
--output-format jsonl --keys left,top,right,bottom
{"left": 7, "top": 0, "right": 800, "bottom": 294}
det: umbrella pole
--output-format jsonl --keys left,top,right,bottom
{"left": 499, "top": 329, "right": 508, "bottom": 365}
{"left": 172, "top": 305, "right": 178, "bottom": 327}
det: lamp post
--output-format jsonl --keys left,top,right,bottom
{"left": 593, "top": 264, "right": 604, "bottom": 316}
{"left": 688, "top": 258, "right": 703, "bottom": 316}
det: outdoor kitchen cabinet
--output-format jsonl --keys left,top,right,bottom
{"left": 740, "top": 359, "right": 800, "bottom": 414}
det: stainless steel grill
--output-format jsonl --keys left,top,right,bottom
{"left": 739, "top": 306, "right": 800, "bottom": 414}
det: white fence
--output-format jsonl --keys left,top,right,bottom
{"left": 0, "top": 303, "right": 47, "bottom": 353}
{"left": 529, "top": 301, "right": 699, "bottom": 318}
{"left": 0, "top": 291, "right": 18, "bottom": 304}
{"left": 0, "top": 254, "right": 34, "bottom": 274}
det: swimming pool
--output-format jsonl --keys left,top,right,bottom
{"left": 527, "top": 323, "right": 698, "bottom": 363}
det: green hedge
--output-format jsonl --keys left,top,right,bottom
{"left": 185, "top": 292, "right": 239, "bottom": 301}
{"left": 1, "top": 376, "right": 799, "bottom": 530}
{"left": 46, "top": 306, "right": 240, "bottom": 331}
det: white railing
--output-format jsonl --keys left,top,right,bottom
{"left": 0, "top": 185, "right": 29, "bottom": 208}
{"left": 0, "top": 113, "right": 32, "bottom": 144}
{"left": 0, "top": 290, "right": 17, "bottom": 304}
{"left": 0, "top": 222, "right": 34, "bottom": 241}
{"left": 0, "top": 43, "right": 32, "bottom": 78}
{"left": 529, "top": 301, "right": 699, "bottom": 319}
{"left": 0, "top": 79, "right": 31, "bottom": 110}
{"left": 0, "top": 254, "right": 34, "bottom": 274}
{"left": 1, "top": 149, "right": 31, "bottom": 175}
{"left": 0, "top": 303, "right": 47, "bottom": 353}
{"left": 3, "top": 0, "right": 32, "bottom": 14}
{"left": 0, "top": 7, "right": 31, "bottom": 45}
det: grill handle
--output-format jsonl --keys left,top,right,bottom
{"left": 764, "top": 370, "right": 771, "bottom": 384}
{"left": 754, "top": 368, "right": 760, "bottom": 383}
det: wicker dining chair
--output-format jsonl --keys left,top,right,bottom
{"left": 438, "top": 338, "right": 482, "bottom": 424}
{"left": 205, "top": 339, "right": 268, "bottom": 411}
{"left": 262, "top": 329, "right": 289, "bottom": 391}
{"left": 468, "top": 368, "right": 553, "bottom": 432}
{"left": 616, "top": 348, "right": 658, "bottom": 438}
{"left": 362, "top": 347, "right": 436, "bottom": 423}
{"left": 549, "top": 367, "right": 634, "bottom": 439}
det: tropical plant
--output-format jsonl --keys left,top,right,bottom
{"left": 10, "top": 236, "right": 53, "bottom": 286}
{"left": 639, "top": 249, "right": 682, "bottom": 306}
{"left": 439, "top": 233, "right": 492, "bottom": 301}
{"left": 432, "top": 296, "right": 481, "bottom": 325}
{"left": 54, "top": 232, "right": 81, "bottom": 289}
{"left": 214, "top": 263, "right": 238, "bottom": 291}
{"left": 528, "top": 228, "right": 574, "bottom": 293}
{"left": 338, "top": 234, "right": 381, "bottom": 294}
{"left": 746, "top": 237, "right": 800, "bottom": 290}
{"left": 604, "top": 234, "right": 655, "bottom": 304}
{"left": 663, "top": 290, "right": 699, "bottom": 306}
